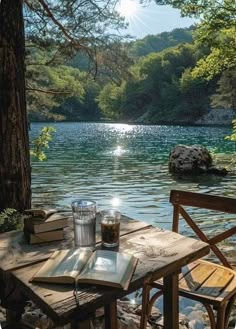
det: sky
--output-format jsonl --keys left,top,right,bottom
{"left": 117, "top": 1, "right": 198, "bottom": 39}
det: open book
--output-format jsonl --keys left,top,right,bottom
{"left": 31, "top": 249, "right": 138, "bottom": 290}
{"left": 24, "top": 208, "right": 57, "bottom": 220}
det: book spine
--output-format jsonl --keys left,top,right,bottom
{"left": 24, "top": 218, "right": 68, "bottom": 233}
{"left": 24, "top": 230, "right": 64, "bottom": 244}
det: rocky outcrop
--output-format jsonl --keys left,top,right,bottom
{"left": 195, "top": 108, "right": 235, "bottom": 126}
{"left": 169, "top": 145, "right": 212, "bottom": 175}
{"left": 169, "top": 145, "right": 228, "bottom": 176}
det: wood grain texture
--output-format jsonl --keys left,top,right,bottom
{"left": 150, "top": 260, "right": 236, "bottom": 306}
{"left": 170, "top": 190, "right": 236, "bottom": 270}
{"left": 0, "top": 215, "right": 151, "bottom": 271}
{"left": 163, "top": 272, "right": 179, "bottom": 329}
{"left": 170, "top": 190, "right": 236, "bottom": 213}
{"left": 0, "top": 0, "right": 31, "bottom": 211}
{"left": 141, "top": 191, "right": 236, "bottom": 329}
{"left": 104, "top": 301, "right": 118, "bottom": 329}
{"left": 9, "top": 227, "right": 209, "bottom": 325}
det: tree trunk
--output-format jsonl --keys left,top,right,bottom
{"left": 0, "top": 0, "right": 31, "bottom": 211}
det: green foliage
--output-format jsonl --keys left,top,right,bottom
{"left": 98, "top": 82, "right": 126, "bottom": 120}
{"left": 99, "top": 42, "right": 210, "bottom": 123}
{"left": 27, "top": 59, "right": 85, "bottom": 121}
{"left": 180, "top": 68, "right": 209, "bottom": 119}
{"left": 192, "top": 28, "right": 236, "bottom": 79}
{"left": 154, "top": 0, "right": 236, "bottom": 79}
{"left": 97, "top": 1, "right": 236, "bottom": 124}
{"left": 128, "top": 27, "right": 194, "bottom": 58}
{"left": 211, "top": 69, "right": 236, "bottom": 110}
{"left": 24, "top": 0, "right": 128, "bottom": 75}
{"left": 24, "top": 0, "right": 132, "bottom": 122}
{"left": 0, "top": 209, "right": 23, "bottom": 233}
{"left": 225, "top": 120, "right": 236, "bottom": 142}
{"left": 30, "top": 127, "right": 56, "bottom": 161}
{"left": 55, "top": 79, "right": 101, "bottom": 121}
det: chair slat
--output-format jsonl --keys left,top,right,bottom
{"left": 172, "top": 192, "right": 236, "bottom": 268}
{"left": 180, "top": 206, "right": 232, "bottom": 267}
{"left": 209, "top": 244, "right": 232, "bottom": 269}
{"left": 141, "top": 190, "right": 236, "bottom": 329}
{"left": 196, "top": 268, "right": 234, "bottom": 297}
{"left": 179, "top": 262, "right": 200, "bottom": 280}
{"left": 172, "top": 204, "right": 180, "bottom": 232}
{"left": 179, "top": 263, "right": 216, "bottom": 291}
{"left": 179, "top": 207, "right": 209, "bottom": 243}
{"left": 209, "top": 227, "right": 236, "bottom": 245}
{"left": 170, "top": 190, "right": 236, "bottom": 213}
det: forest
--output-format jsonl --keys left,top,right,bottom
{"left": 28, "top": 25, "right": 235, "bottom": 124}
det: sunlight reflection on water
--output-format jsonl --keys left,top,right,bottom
{"left": 30, "top": 123, "right": 236, "bottom": 234}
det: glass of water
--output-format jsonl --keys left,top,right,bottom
{"left": 71, "top": 199, "right": 96, "bottom": 250}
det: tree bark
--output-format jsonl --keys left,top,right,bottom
{"left": 0, "top": 0, "right": 31, "bottom": 211}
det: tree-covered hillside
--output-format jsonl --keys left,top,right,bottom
{"left": 28, "top": 24, "right": 235, "bottom": 124}
{"left": 128, "top": 26, "right": 194, "bottom": 58}
{"left": 28, "top": 27, "right": 196, "bottom": 122}
{"left": 98, "top": 42, "right": 215, "bottom": 123}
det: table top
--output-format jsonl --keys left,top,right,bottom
{"left": 0, "top": 214, "right": 151, "bottom": 271}
{"left": 0, "top": 216, "right": 209, "bottom": 325}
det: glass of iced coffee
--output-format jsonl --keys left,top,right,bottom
{"left": 101, "top": 209, "right": 121, "bottom": 247}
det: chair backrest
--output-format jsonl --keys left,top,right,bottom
{"left": 170, "top": 190, "right": 236, "bottom": 269}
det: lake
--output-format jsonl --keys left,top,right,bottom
{"left": 30, "top": 122, "right": 236, "bottom": 234}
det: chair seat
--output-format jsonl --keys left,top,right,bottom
{"left": 151, "top": 259, "right": 236, "bottom": 307}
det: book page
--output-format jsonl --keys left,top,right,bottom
{"left": 77, "top": 250, "right": 137, "bottom": 289}
{"left": 24, "top": 208, "right": 57, "bottom": 219}
{"left": 45, "top": 213, "right": 69, "bottom": 222}
{"left": 32, "top": 249, "right": 92, "bottom": 282}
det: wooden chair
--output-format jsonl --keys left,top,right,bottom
{"left": 140, "top": 190, "right": 236, "bottom": 329}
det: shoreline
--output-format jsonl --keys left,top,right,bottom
{"left": 29, "top": 121, "right": 232, "bottom": 128}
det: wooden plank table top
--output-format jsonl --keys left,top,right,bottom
{"left": 0, "top": 214, "right": 151, "bottom": 271}
{"left": 0, "top": 216, "right": 210, "bottom": 329}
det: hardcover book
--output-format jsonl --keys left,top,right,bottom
{"left": 31, "top": 249, "right": 138, "bottom": 290}
{"left": 24, "top": 212, "right": 68, "bottom": 233}
{"left": 24, "top": 229, "right": 64, "bottom": 244}
{"left": 23, "top": 208, "right": 57, "bottom": 220}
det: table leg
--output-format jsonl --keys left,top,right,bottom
{"left": 6, "top": 309, "right": 23, "bottom": 323}
{"left": 163, "top": 272, "right": 179, "bottom": 329}
{"left": 71, "top": 319, "right": 93, "bottom": 329}
{"left": 104, "top": 300, "right": 118, "bottom": 329}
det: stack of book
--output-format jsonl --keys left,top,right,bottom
{"left": 23, "top": 208, "right": 69, "bottom": 244}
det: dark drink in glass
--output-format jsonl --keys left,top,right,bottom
{"left": 101, "top": 210, "right": 121, "bottom": 247}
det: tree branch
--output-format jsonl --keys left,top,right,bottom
{"left": 26, "top": 87, "right": 71, "bottom": 95}
{"left": 37, "top": 0, "right": 89, "bottom": 52}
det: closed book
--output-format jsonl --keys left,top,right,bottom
{"left": 24, "top": 213, "right": 68, "bottom": 233}
{"left": 30, "top": 249, "right": 138, "bottom": 290}
{"left": 24, "top": 229, "right": 64, "bottom": 244}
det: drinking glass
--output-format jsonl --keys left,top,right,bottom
{"left": 101, "top": 209, "right": 121, "bottom": 247}
{"left": 71, "top": 199, "right": 96, "bottom": 250}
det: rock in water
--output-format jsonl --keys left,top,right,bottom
{"left": 169, "top": 145, "right": 228, "bottom": 176}
{"left": 169, "top": 145, "right": 213, "bottom": 175}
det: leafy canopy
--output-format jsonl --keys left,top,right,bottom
{"left": 154, "top": 0, "right": 236, "bottom": 78}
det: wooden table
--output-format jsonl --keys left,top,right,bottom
{"left": 0, "top": 215, "right": 210, "bottom": 329}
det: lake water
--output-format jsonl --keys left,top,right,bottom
{"left": 30, "top": 123, "right": 236, "bottom": 235}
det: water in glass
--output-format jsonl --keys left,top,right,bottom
{"left": 71, "top": 199, "right": 96, "bottom": 250}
